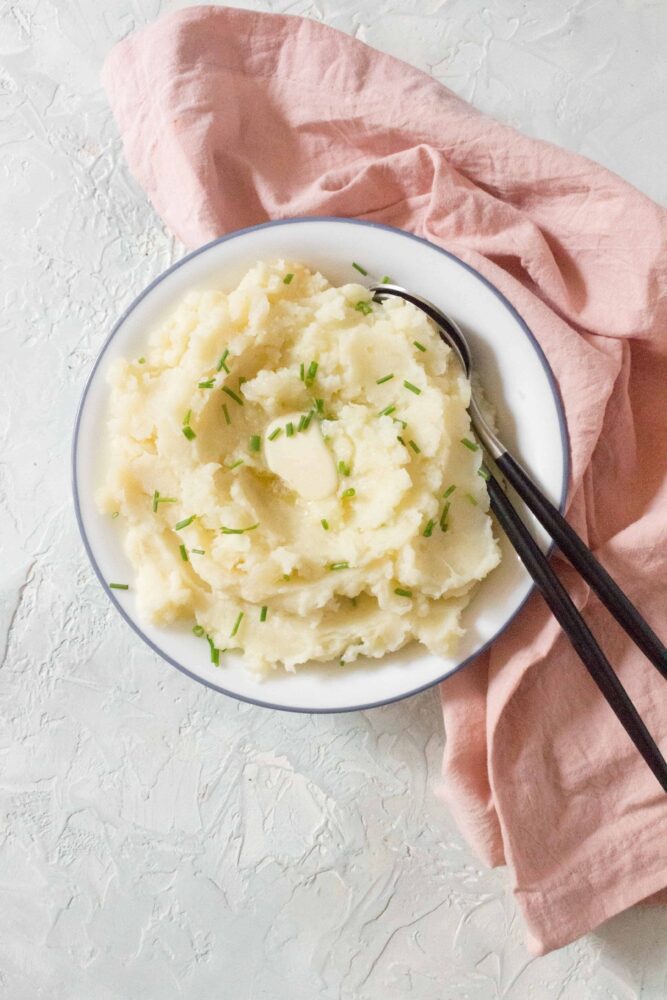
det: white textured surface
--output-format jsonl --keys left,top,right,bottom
{"left": 1, "top": 0, "right": 666, "bottom": 996}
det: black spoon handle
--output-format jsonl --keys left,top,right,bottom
{"left": 487, "top": 475, "right": 667, "bottom": 792}
{"left": 495, "top": 452, "right": 667, "bottom": 679}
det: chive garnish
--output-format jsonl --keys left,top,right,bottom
{"left": 329, "top": 562, "right": 349, "bottom": 571}
{"left": 220, "top": 523, "right": 259, "bottom": 534}
{"left": 355, "top": 301, "right": 372, "bottom": 316}
{"left": 352, "top": 261, "right": 368, "bottom": 275}
{"left": 338, "top": 461, "right": 350, "bottom": 476}
{"left": 175, "top": 515, "right": 197, "bottom": 530}
{"left": 230, "top": 611, "right": 244, "bottom": 638}
{"left": 217, "top": 349, "right": 230, "bottom": 373}
{"left": 297, "top": 414, "right": 307, "bottom": 432}
{"left": 138, "top": 357, "right": 146, "bottom": 364}
{"left": 376, "top": 374, "right": 394, "bottom": 385}
{"left": 286, "top": 421, "right": 294, "bottom": 437}
{"left": 461, "top": 437, "right": 479, "bottom": 452}
{"left": 192, "top": 625, "right": 205, "bottom": 637}
{"left": 222, "top": 403, "right": 231, "bottom": 425}
{"left": 109, "top": 583, "right": 129, "bottom": 590}
{"left": 153, "top": 491, "right": 177, "bottom": 511}
{"left": 305, "top": 361, "right": 318, "bottom": 385}
{"left": 379, "top": 405, "right": 396, "bottom": 417}
{"left": 206, "top": 634, "right": 220, "bottom": 665}
{"left": 409, "top": 439, "right": 421, "bottom": 454}
{"left": 423, "top": 519, "right": 435, "bottom": 537}
{"left": 465, "top": 493, "right": 478, "bottom": 506}
{"left": 413, "top": 341, "right": 427, "bottom": 352}
{"left": 225, "top": 459, "right": 244, "bottom": 470}
{"left": 342, "top": 488, "right": 356, "bottom": 498}
{"left": 393, "top": 417, "right": 407, "bottom": 429}
{"left": 260, "top": 606, "right": 268, "bottom": 622}
{"left": 299, "top": 362, "right": 305, "bottom": 382}
{"left": 394, "top": 587, "right": 413, "bottom": 598}
{"left": 321, "top": 519, "right": 329, "bottom": 530}
{"left": 198, "top": 379, "right": 215, "bottom": 388}
{"left": 179, "top": 544, "right": 188, "bottom": 562}
{"left": 284, "top": 273, "right": 294, "bottom": 284}
{"left": 439, "top": 501, "right": 451, "bottom": 532}
{"left": 152, "top": 490, "right": 160, "bottom": 513}
{"left": 249, "top": 435, "right": 261, "bottom": 452}
{"left": 182, "top": 426, "right": 196, "bottom": 441}
{"left": 268, "top": 427, "right": 282, "bottom": 441}
{"left": 403, "top": 380, "right": 422, "bottom": 395}
{"left": 397, "top": 435, "right": 406, "bottom": 446}
{"left": 239, "top": 376, "right": 247, "bottom": 386}
{"left": 381, "top": 276, "right": 392, "bottom": 284}
{"left": 111, "top": 511, "right": 119, "bottom": 519}
{"left": 443, "top": 484, "right": 456, "bottom": 498}
{"left": 222, "top": 386, "right": 244, "bottom": 406}
{"left": 478, "top": 468, "right": 490, "bottom": 481}
{"left": 192, "top": 549, "right": 205, "bottom": 555}
{"left": 314, "top": 398, "right": 324, "bottom": 414}
{"left": 183, "top": 409, "right": 192, "bottom": 426}
{"left": 302, "top": 411, "right": 314, "bottom": 431}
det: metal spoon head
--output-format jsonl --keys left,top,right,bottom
{"left": 369, "top": 283, "right": 473, "bottom": 378}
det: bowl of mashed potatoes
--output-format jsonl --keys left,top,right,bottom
{"left": 73, "top": 218, "right": 568, "bottom": 712}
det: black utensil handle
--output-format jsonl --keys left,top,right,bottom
{"left": 487, "top": 476, "right": 667, "bottom": 793}
{"left": 495, "top": 451, "right": 667, "bottom": 679}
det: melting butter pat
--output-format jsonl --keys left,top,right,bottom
{"left": 264, "top": 414, "right": 338, "bottom": 500}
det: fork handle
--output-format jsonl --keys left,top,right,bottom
{"left": 487, "top": 476, "right": 667, "bottom": 792}
{"left": 495, "top": 452, "right": 667, "bottom": 679}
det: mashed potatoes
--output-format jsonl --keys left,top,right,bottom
{"left": 98, "top": 261, "right": 500, "bottom": 673}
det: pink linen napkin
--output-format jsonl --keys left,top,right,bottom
{"left": 102, "top": 5, "right": 667, "bottom": 954}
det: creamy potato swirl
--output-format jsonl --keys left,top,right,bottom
{"left": 98, "top": 261, "right": 500, "bottom": 672}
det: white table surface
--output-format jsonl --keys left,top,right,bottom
{"left": 1, "top": 1, "right": 666, "bottom": 997}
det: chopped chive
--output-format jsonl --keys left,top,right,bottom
{"left": 182, "top": 425, "right": 196, "bottom": 441}
{"left": 179, "top": 544, "right": 188, "bottom": 562}
{"left": 394, "top": 587, "right": 413, "bottom": 598}
{"left": 260, "top": 605, "right": 268, "bottom": 622}
{"left": 443, "top": 484, "right": 457, "bottom": 498}
{"left": 222, "top": 403, "right": 231, "bottom": 425}
{"left": 109, "top": 583, "right": 129, "bottom": 590}
{"left": 297, "top": 414, "right": 307, "bottom": 432}
{"left": 461, "top": 437, "right": 479, "bottom": 452}
{"left": 217, "top": 349, "right": 230, "bottom": 373}
{"left": 314, "top": 399, "right": 325, "bottom": 415}
{"left": 238, "top": 376, "right": 247, "bottom": 386}
{"left": 478, "top": 467, "right": 491, "bottom": 481}
{"left": 338, "top": 461, "right": 350, "bottom": 476}
{"left": 355, "top": 300, "right": 372, "bottom": 316}
{"left": 423, "top": 519, "right": 435, "bottom": 537}
{"left": 152, "top": 490, "right": 160, "bottom": 512}
{"left": 299, "top": 362, "right": 305, "bottom": 382}
{"left": 393, "top": 417, "right": 407, "bottom": 429}
{"left": 439, "top": 501, "right": 451, "bottom": 532}
{"left": 111, "top": 511, "right": 119, "bottom": 519}
{"left": 413, "top": 341, "right": 427, "bottom": 352}
{"left": 175, "top": 515, "right": 197, "bottom": 530}
{"left": 249, "top": 434, "right": 261, "bottom": 452}
{"left": 329, "top": 562, "right": 350, "bottom": 571}
{"left": 222, "top": 386, "right": 244, "bottom": 406}
{"left": 158, "top": 497, "right": 177, "bottom": 505}
{"left": 153, "top": 492, "right": 178, "bottom": 511}
{"left": 225, "top": 459, "right": 244, "bottom": 470}
{"left": 397, "top": 435, "right": 406, "bottom": 446}
{"left": 138, "top": 357, "right": 146, "bottom": 364}
{"left": 206, "top": 634, "right": 220, "bottom": 665}
{"left": 342, "top": 488, "right": 356, "bottom": 498}
{"left": 198, "top": 378, "right": 215, "bottom": 388}
{"left": 302, "top": 411, "right": 314, "bottom": 431}
{"left": 284, "top": 272, "right": 294, "bottom": 285}
{"left": 183, "top": 409, "right": 192, "bottom": 426}
{"left": 286, "top": 421, "right": 294, "bottom": 437}
{"left": 305, "top": 361, "right": 318, "bottom": 385}
{"left": 321, "top": 518, "right": 329, "bottom": 530}
{"left": 381, "top": 275, "right": 392, "bottom": 284}
{"left": 409, "top": 439, "right": 421, "bottom": 454}
{"left": 376, "top": 374, "right": 394, "bottom": 385}
{"left": 403, "top": 380, "right": 422, "bottom": 395}
{"left": 465, "top": 493, "right": 478, "bottom": 506}
{"left": 352, "top": 261, "right": 368, "bottom": 275}
{"left": 268, "top": 427, "right": 282, "bottom": 441}
{"left": 192, "top": 548, "right": 205, "bottom": 555}
{"left": 379, "top": 404, "right": 396, "bottom": 417}
{"left": 192, "top": 624, "right": 205, "bottom": 637}
{"left": 220, "top": 523, "right": 259, "bottom": 534}
{"left": 230, "top": 611, "right": 244, "bottom": 638}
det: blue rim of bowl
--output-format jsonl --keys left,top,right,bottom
{"left": 72, "top": 216, "right": 570, "bottom": 714}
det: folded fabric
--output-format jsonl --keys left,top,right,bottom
{"left": 102, "top": 5, "right": 667, "bottom": 954}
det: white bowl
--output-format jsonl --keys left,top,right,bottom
{"left": 73, "top": 218, "right": 568, "bottom": 713}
